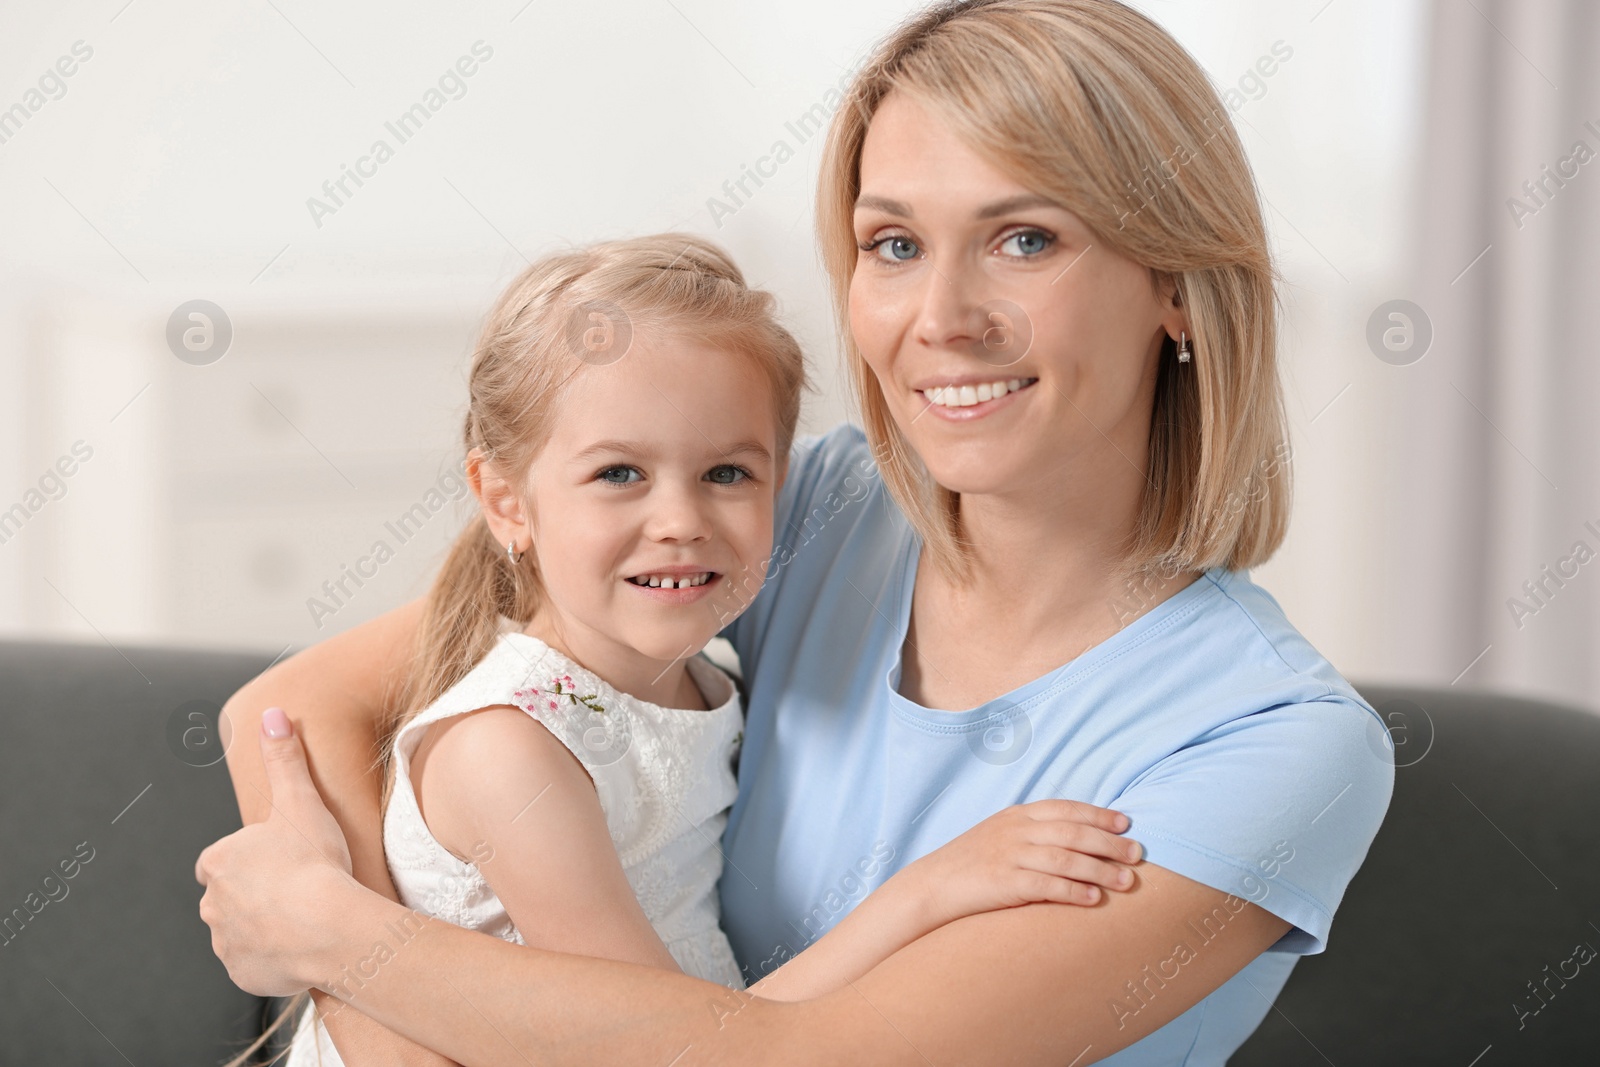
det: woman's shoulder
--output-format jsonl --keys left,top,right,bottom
{"left": 721, "top": 423, "right": 906, "bottom": 659}
{"left": 1181, "top": 568, "right": 1375, "bottom": 718}
{"left": 791, "top": 421, "right": 873, "bottom": 467}
{"left": 775, "top": 422, "right": 883, "bottom": 530}
{"left": 1099, "top": 567, "right": 1394, "bottom": 832}
{"left": 1101, "top": 571, "right": 1395, "bottom": 956}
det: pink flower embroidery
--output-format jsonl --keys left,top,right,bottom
{"left": 512, "top": 675, "right": 607, "bottom": 717}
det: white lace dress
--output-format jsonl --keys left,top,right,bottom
{"left": 286, "top": 630, "right": 746, "bottom": 1066}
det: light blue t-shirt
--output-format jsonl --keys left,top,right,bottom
{"left": 717, "top": 425, "right": 1394, "bottom": 1065}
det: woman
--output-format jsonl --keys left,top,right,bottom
{"left": 197, "top": 2, "right": 1394, "bottom": 1064}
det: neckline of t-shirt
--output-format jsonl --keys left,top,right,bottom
{"left": 499, "top": 631, "right": 738, "bottom": 719}
{"left": 882, "top": 530, "right": 1231, "bottom": 729}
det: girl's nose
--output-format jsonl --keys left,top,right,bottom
{"left": 644, "top": 482, "right": 713, "bottom": 543}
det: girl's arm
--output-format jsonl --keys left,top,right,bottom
{"left": 415, "top": 707, "right": 1140, "bottom": 1003}
{"left": 220, "top": 598, "right": 458, "bottom": 1066}
{"left": 413, "top": 705, "right": 684, "bottom": 970}
{"left": 749, "top": 800, "right": 1142, "bottom": 1002}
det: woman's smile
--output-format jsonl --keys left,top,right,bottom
{"left": 915, "top": 375, "right": 1040, "bottom": 421}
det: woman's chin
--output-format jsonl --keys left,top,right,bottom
{"left": 909, "top": 440, "right": 1039, "bottom": 498}
{"left": 918, "top": 462, "right": 1026, "bottom": 499}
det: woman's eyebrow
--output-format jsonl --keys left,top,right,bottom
{"left": 975, "top": 194, "right": 1061, "bottom": 219}
{"left": 855, "top": 194, "right": 913, "bottom": 217}
{"left": 854, "top": 193, "right": 1062, "bottom": 220}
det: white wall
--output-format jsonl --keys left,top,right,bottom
{"left": 1, "top": 1, "right": 1474, "bottom": 704}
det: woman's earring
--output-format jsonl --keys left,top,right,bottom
{"left": 1176, "top": 330, "right": 1192, "bottom": 364}
{"left": 506, "top": 540, "right": 524, "bottom": 565}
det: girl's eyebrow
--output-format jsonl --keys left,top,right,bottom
{"left": 570, "top": 439, "right": 643, "bottom": 462}
{"left": 569, "top": 440, "right": 771, "bottom": 463}
{"left": 723, "top": 441, "right": 772, "bottom": 463}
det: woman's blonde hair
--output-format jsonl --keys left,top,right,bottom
{"left": 224, "top": 232, "right": 805, "bottom": 1067}
{"left": 817, "top": 0, "right": 1290, "bottom": 580}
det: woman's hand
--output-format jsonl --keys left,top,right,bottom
{"left": 890, "top": 799, "right": 1143, "bottom": 932}
{"left": 197, "top": 707, "right": 361, "bottom": 996}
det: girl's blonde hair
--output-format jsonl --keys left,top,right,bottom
{"left": 817, "top": 0, "right": 1291, "bottom": 580}
{"left": 224, "top": 233, "right": 805, "bottom": 1067}
{"left": 384, "top": 233, "right": 806, "bottom": 798}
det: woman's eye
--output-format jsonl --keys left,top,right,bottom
{"left": 597, "top": 466, "right": 642, "bottom": 485}
{"left": 867, "top": 235, "right": 920, "bottom": 263}
{"left": 998, "top": 229, "right": 1054, "bottom": 257}
{"left": 706, "top": 465, "right": 750, "bottom": 485}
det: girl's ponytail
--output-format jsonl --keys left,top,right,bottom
{"left": 379, "top": 505, "right": 538, "bottom": 813}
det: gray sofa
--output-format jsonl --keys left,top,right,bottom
{"left": 2, "top": 639, "right": 1597, "bottom": 1065}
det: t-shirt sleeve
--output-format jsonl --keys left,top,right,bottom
{"left": 1109, "top": 696, "right": 1395, "bottom": 955}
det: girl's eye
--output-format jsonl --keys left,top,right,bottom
{"left": 864, "top": 235, "right": 921, "bottom": 263}
{"left": 998, "top": 228, "right": 1054, "bottom": 257}
{"left": 706, "top": 464, "right": 750, "bottom": 485}
{"left": 597, "top": 466, "right": 642, "bottom": 486}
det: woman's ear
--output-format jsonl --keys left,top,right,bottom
{"left": 467, "top": 447, "right": 529, "bottom": 552}
{"left": 1159, "top": 277, "right": 1188, "bottom": 346}
{"left": 1149, "top": 270, "right": 1188, "bottom": 345}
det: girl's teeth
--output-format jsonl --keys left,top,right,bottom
{"left": 922, "top": 378, "right": 1033, "bottom": 408}
{"left": 636, "top": 572, "right": 710, "bottom": 589}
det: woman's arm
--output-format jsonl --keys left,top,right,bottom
{"left": 220, "top": 598, "right": 458, "bottom": 1066}
{"left": 336, "top": 865, "right": 1281, "bottom": 1067}
{"left": 200, "top": 718, "right": 1289, "bottom": 1067}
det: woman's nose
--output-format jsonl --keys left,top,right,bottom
{"left": 912, "top": 257, "right": 982, "bottom": 351}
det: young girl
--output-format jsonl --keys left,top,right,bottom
{"left": 250, "top": 234, "right": 1141, "bottom": 1066}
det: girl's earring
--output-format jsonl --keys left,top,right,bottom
{"left": 1176, "top": 330, "right": 1192, "bottom": 364}
{"left": 506, "top": 540, "right": 524, "bottom": 565}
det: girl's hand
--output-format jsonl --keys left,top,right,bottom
{"left": 892, "top": 799, "right": 1143, "bottom": 933}
{"left": 744, "top": 799, "right": 1142, "bottom": 1003}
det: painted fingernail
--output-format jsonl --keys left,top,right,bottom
{"left": 1117, "top": 868, "right": 1133, "bottom": 886}
{"left": 261, "top": 707, "right": 291, "bottom": 739}
{"left": 1115, "top": 812, "right": 1131, "bottom": 830}
{"left": 1126, "top": 841, "right": 1143, "bottom": 861}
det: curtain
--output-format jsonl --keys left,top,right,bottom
{"left": 1384, "top": 0, "right": 1600, "bottom": 710}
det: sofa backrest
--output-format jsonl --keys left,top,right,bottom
{"left": 1233, "top": 684, "right": 1600, "bottom": 1065}
{"left": 0, "top": 639, "right": 278, "bottom": 1065}
{"left": 4, "top": 641, "right": 1596, "bottom": 1064}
